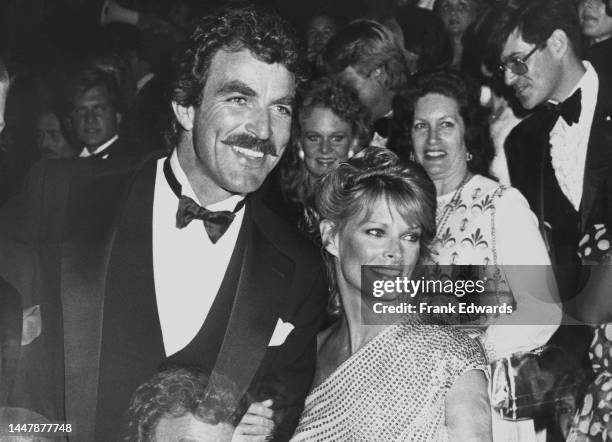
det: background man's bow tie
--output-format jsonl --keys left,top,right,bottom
{"left": 545, "top": 88, "right": 582, "bottom": 126}
{"left": 163, "top": 157, "right": 244, "bottom": 244}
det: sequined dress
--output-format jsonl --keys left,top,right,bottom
{"left": 290, "top": 320, "right": 486, "bottom": 441}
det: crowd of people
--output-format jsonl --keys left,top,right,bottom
{"left": 0, "top": 0, "right": 611, "bottom": 440}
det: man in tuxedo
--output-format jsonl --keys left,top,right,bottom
{"left": 66, "top": 66, "right": 124, "bottom": 159}
{"left": 486, "top": 0, "right": 611, "bottom": 432}
{"left": 0, "top": 6, "right": 327, "bottom": 441}
{"left": 487, "top": 0, "right": 612, "bottom": 298}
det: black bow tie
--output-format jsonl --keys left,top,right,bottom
{"left": 545, "top": 88, "right": 582, "bottom": 126}
{"left": 163, "top": 157, "right": 245, "bottom": 244}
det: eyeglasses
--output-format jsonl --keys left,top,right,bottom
{"left": 498, "top": 43, "right": 546, "bottom": 76}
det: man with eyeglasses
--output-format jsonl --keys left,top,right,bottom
{"left": 485, "top": 0, "right": 612, "bottom": 437}
{"left": 487, "top": 0, "right": 612, "bottom": 293}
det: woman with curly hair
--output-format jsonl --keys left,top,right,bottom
{"left": 278, "top": 76, "right": 372, "bottom": 235}
{"left": 392, "top": 67, "right": 561, "bottom": 442}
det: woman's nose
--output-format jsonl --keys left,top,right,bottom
{"left": 384, "top": 240, "right": 402, "bottom": 261}
{"left": 427, "top": 127, "right": 439, "bottom": 144}
{"left": 320, "top": 139, "right": 333, "bottom": 153}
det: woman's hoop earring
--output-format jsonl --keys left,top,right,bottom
{"left": 298, "top": 149, "right": 305, "bottom": 160}
{"left": 466, "top": 152, "right": 473, "bottom": 162}
{"left": 409, "top": 151, "right": 415, "bottom": 162}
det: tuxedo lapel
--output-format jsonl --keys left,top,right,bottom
{"left": 212, "top": 198, "right": 295, "bottom": 399}
{"left": 95, "top": 157, "right": 166, "bottom": 439}
{"left": 505, "top": 108, "right": 558, "bottom": 210}
{"left": 581, "top": 81, "right": 612, "bottom": 230}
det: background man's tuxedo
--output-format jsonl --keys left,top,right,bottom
{"left": 505, "top": 78, "right": 612, "bottom": 278}
{"left": 0, "top": 152, "right": 328, "bottom": 441}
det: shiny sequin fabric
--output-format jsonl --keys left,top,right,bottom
{"left": 290, "top": 321, "right": 487, "bottom": 441}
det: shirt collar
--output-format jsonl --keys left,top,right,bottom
{"left": 136, "top": 73, "right": 155, "bottom": 94}
{"left": 80, "top": 134, "right": 119, "bottom": 157}
{"left": 168, "top": 150, "right": 244, "bottom": 212}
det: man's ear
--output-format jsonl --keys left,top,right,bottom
{"left": 171, "top": 102, "right": 195, "bottom": 131}
{"left": 547, "top": 29, "right": 569, "bottom": 59}
{"left": 320, "top": 219, "right": 339, "bottom": 258}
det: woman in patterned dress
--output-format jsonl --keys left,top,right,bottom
{"left": 392, "top": 68, "right": 562, "bottom": 441}
{"left": 567, "top": 179, "right": 612, "bottom": 442}
{"left": 291, "top": 147, "right": 491, "bottom": 441}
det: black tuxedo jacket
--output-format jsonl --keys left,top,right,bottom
{"left": 505, "top": 77, "right": 612, "bottom": 241}
{"left": 0, "top": 153, "right": 328, "bottom": 441}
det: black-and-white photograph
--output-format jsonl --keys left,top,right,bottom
{"left": 0, "top": 0, "right": 611, "bottom": 440}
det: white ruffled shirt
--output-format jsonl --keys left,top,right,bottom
{"left": 548, "top": 61, "right": 598, "bottom": 211}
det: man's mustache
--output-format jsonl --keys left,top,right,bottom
{"left": 221, "top": 134, "right": 278, "bottom": 157}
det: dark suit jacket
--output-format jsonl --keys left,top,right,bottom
{"left": 0, "top": 153, "right": 328, "bottom": 441}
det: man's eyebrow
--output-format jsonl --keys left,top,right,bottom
{"left": 271, "top": 95, "right": 295, "bottom": 107}
{"left": 501, "top": 51, "right": 523, "bottom": 61}
{"left": 216, "top": 80, "right": 257, "bottom": 97}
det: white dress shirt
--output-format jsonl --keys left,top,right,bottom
{"left": 548, "top": 61, "right": 599, "bottom": 211}
{"left": 152, "top": 150, "right": 245, "bottom": 356}
{"left": 79, "top": 134, "right": 119, "bottom": 159}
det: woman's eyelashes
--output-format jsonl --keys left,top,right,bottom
{"left": 413, "top": 119, "right": 456, "bottom": 131}
{"left": 364, "top": 228, "right": 421, "bottom": 241}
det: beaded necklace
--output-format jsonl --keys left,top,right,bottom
{"left": 435, "top": 173, "right": 472, "bottom": 237}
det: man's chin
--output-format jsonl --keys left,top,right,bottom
{"left": 223, "top": 176, "right": 268, "bottom": 196}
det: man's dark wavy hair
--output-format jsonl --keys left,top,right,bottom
{"left": 390, "top": 68, "right": 494, "bottom": 177}
{"left": 483, "top": 0, "right": 583, "bottom": 69}
{"left": 167, "top": 6, "right": 307, "bottom": 147}
{"left": 122, "top": 368, "right": 246, "bottom": 441}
